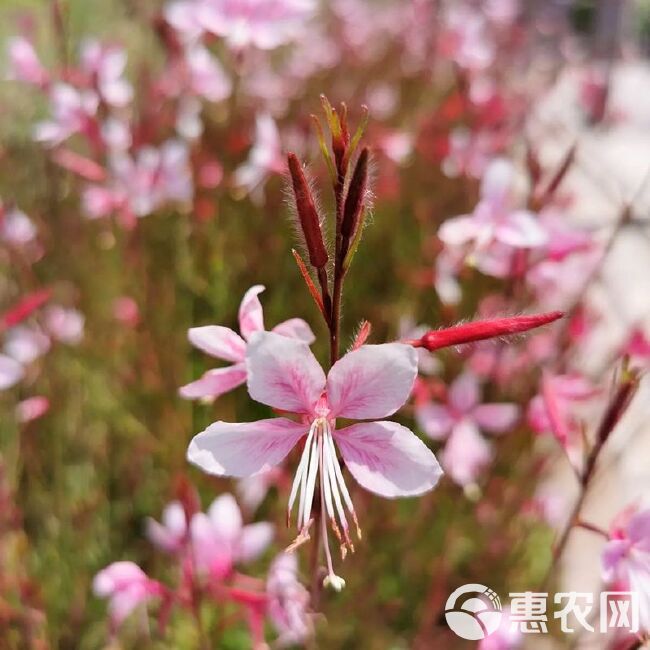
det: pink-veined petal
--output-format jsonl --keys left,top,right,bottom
{"left": 416, "top": 403, "right": 455, "bottom": 440}
{"left": 188, "top": 325, "right": 246, "bottom": 362}
{"left": 441, "top": 419, "right": 492, "bottom": 486}
{"left": 207, "top": 494, "right": 243, "bottom": 545}
{"left": 272, "top": 318, "right": 315, "bottom": 344}
{"left": 246, "top": 331, "right": 325, "bottom": 413}
{"left": 187, "top": 417, "right": 306, "bottom": 478}
{"left": 448, "top": 372, "right": 480, "bottom": 413}
{"left": 239, "top": 285, "right": 265, "bottom": 340}
{"left": 495, "top": 210, "right": 548, "bottom": 248}
{"left": 238, "top": 522, "right": 274, "bottom": 563}
{"left": 179, "top": 364, "right": 247, "bottom": 400}
{"left": 601, "top": 539, "right": 630, "bottom": 583}
{"left": 473, "top": 403, "right": 519, "bottom": 433}
{"left": 334, "top": 421, "right": 442, "bottom": 498}
{"left": 327, "top": 343, "right": 417, "bottom": 419}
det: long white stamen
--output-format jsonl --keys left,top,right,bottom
{"left": 288, "top": 425, "right": 314, "bottom": 526}
{"left": 325, "top": 430, "right": 361, "bottom": 539}
{"left": 323, "top": 429, "right": 350, "bottom": 536}
{"left": 301, "top": 426, "right": 321, "bottom": 529}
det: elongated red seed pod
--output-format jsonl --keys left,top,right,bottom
{"left": 287, "top": 153, "right": 328, "bottom": 269}
{"left": 409, "top": 311, "right": 563, "bottom": 351}
{"left": 341, "top": 147, "right": 369, "bottom": 245}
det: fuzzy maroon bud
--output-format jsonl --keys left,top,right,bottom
{"left": 287, "top": 152, "right": 329, "bottom": 269}
{"left": 408, "top": 311, "right": 563, "bottom": 352}
{"left": 341, "top": 148, "right": 369, "bottom": 247}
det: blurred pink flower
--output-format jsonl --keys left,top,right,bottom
{"left": 190, "top": 494, "right": 273, "bottom": 580}
{"left": 3, "top": 325, "right": 50, "bottom": 364}
{"left": 266, "top": 552, "right": 312, "bottom": 646}
{"left": 180, "top": 284, "right": 314, "bottom": 400}
{"left": 5, "top": 36, "right": 49, "bottom": 87}
{"left": 113, "top": 296, "right": 140, "bottom": 327}
{"left": 15, "top": 396, "right": 50, "bottom": 423}
{"left": 416, "top": 371, "right": 519, "bottom": 486}
{"left": 233, "top": 114, "right": 284, "bottom": 197}
{"left": 83, "top": 140, "right": 193, "bottom": 220}
{"left": 439, "top": 5, "right": 495, "bottom": 71}
{"left": 44, "top": 306, "right": 84, "bottom": 344}
{"left": 93, "top": 561, "right": 163, "bottom": 629}
{"left": 79, "top": 39, "right": 133, "bottom": 107}
{"left": 439, "top": 158, "right": 548, "bottom": 257}
{"left": 146, "top": 500, "right": 188, "bottom": 554}
{"left": 167, "top": 0, "right": 316, "bottom": 50}
{"left": 527, "top": 372, "right": 598, "bottom": 445}
{"left": 34, "top": 83, "right": 99, "bottom": 147}
{"left": 602, "top": 507, "right": 650, "bottom": 629}
{"left": 0, "top": 354, "right": 24, "bottom": 390}
{"left": 188, "top": 331, "right": 442, "bottom": 586}
{"left": 0, "top": 206, "right": 38, "bottom": 246}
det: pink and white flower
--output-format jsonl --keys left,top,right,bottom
{"left": 602, "top": 507, "right": 650, "bottom": 630}
{"left": 188, "top": 331, "right": 442, "bottom": 586}
{"left": 190, "top": 494, "right": 274, "bottom": 580}
{"left": 416, "top": 371, "right": 518, "bottom": 486}
{"left": 438, "top": 158, "right": 548, "bottom": 261}
{"left": 180, "top": 285, "right": 314, "bottom": 400}
{"left": 93, "top": 561, "right": 163, "bottom": 629}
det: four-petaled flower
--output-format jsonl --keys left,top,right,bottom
{"left": 188, "top": 331, "right": 442, "bottom": 587}
{"left": 416, "top": 371, "right": 518, "bottom": 487}
{"left": 180, "top": 285, "right": 314, "bottom": 400}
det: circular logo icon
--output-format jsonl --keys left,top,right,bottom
{"left": 445, "top": 583, "right": 502, "bottom": 640}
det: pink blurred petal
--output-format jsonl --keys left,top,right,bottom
{"left": 207, "top": 493, "right": 243, "bottom": 545}
{"left": 238, "top": 522, "right": 274, "bottom": 563}
{"left": 239, "top": 284, "right": 265, "bottom": 340}
{"left": 0, "top": 354, "right": 24, "bottom": 390}
{"left": 179, "top": 363, "right": 247, "bottom": 399}
{"left": 473, "top": 403, "right": 519, "bottom": 433}
{"left": 442, "top": 419, "right": 492, "bottom": 486}
{"left": 334, "top": 420, "right": 442, "bottom": 497}
{"left": 246, "top": 331, "right": 325, "bottom": 413}
{"left": 326, "top": 343, "right": 417, "bottom": 419}
{"left": 448, "top": 372, "right": 480, "bottom": 413}
{"left": 272, "top": 318, "right": 315, "bottom": 344}
{"left": 416, "top": 403, "right": 455, "bottom": 440}
{"left": 495, "top": 210, "right": 548, "bottom": 248}
{"left": 15, "top": 396, "right": 50, "bottom": 423}
{"left": 188, "top": 325, "right": 246, "bottom": 362}
{"left": 187, "top": 417, "right": 306, "bottom": 477}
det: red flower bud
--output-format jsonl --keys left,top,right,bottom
{"left": 408, "top": 311, "right": 563, "bottom": 352}
{"left": 287, "top": 152, "right": 329, "bottom": 269}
